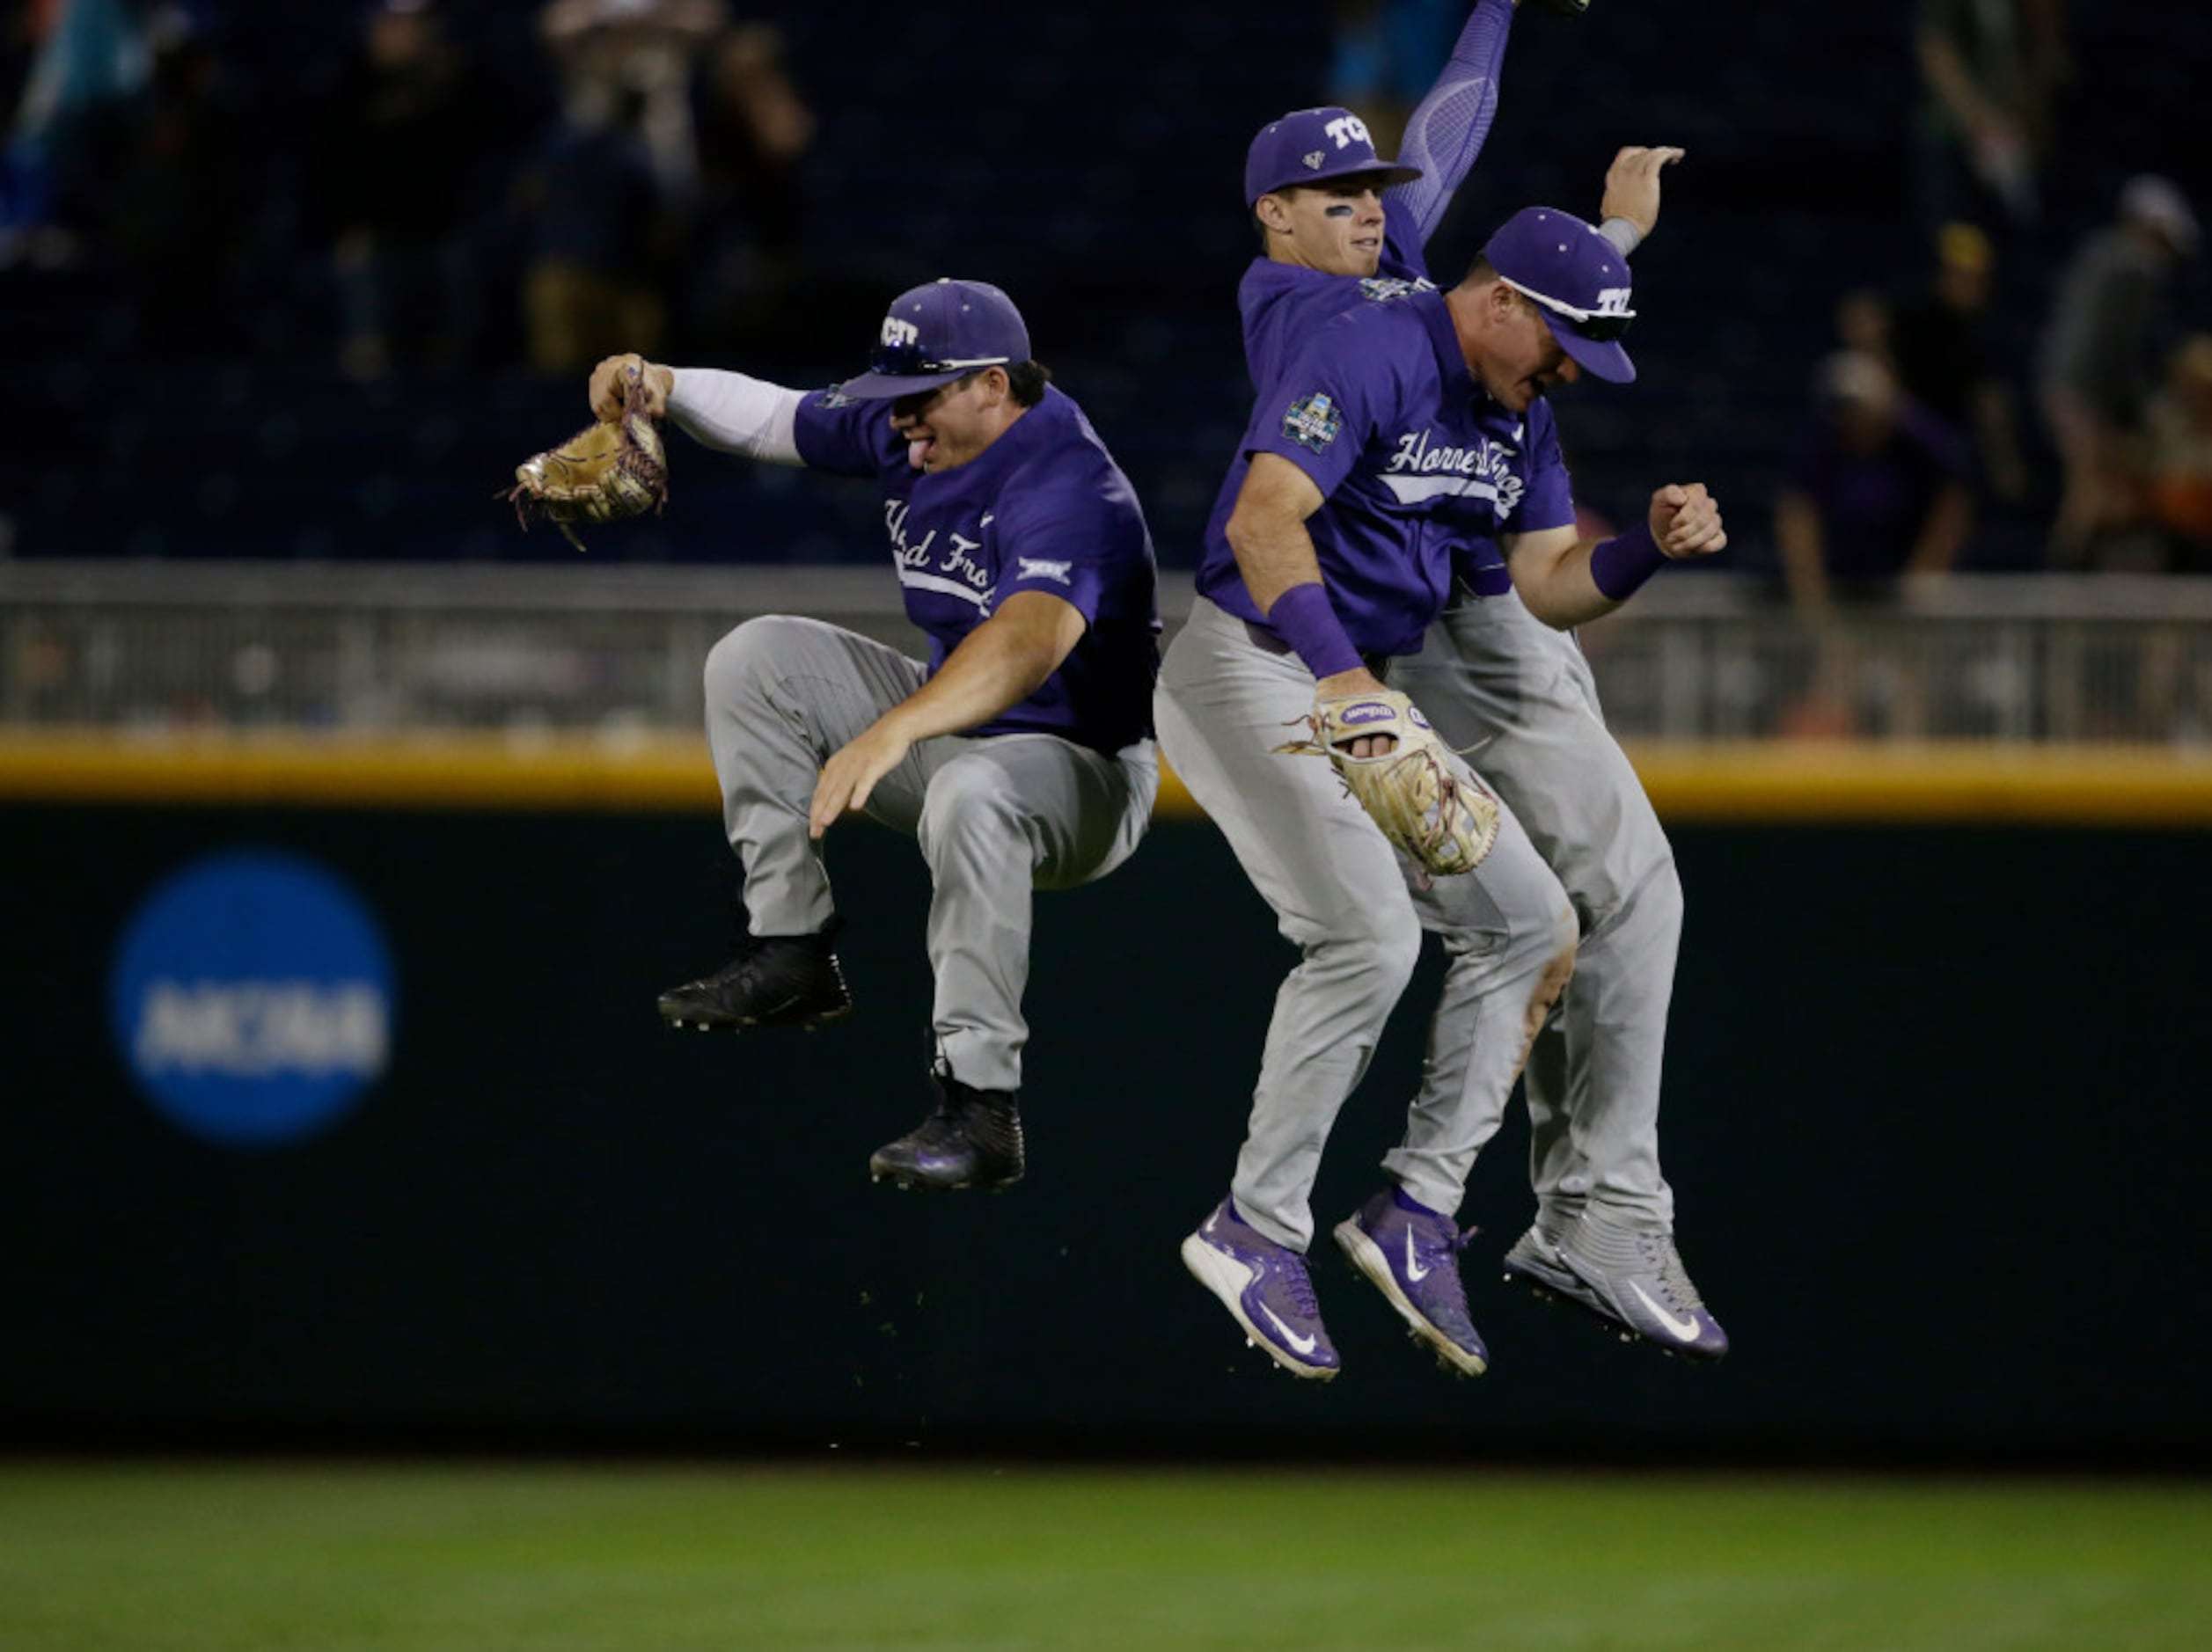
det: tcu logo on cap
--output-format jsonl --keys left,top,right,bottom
{"left": 1323, "top": 113, "right": 1371, "bottom": 150}
{"left": 1594, "top": 288, "right": 1632, "bottom": 315}
{"left": 881, "top": 316, "right": 919, "bottom": 347}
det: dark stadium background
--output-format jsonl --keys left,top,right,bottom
{"left": 4, "top": 0, "right": 2210, "bottom": 1472}
{"left": 4, "top": 0, "right": 2207, "bottom": 571}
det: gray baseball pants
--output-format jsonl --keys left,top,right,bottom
{"left": 1392, "top": 588, "right": 1682, "bottom": 1232}
{"left": 703, "top": 614, "right": 1158, "bottom": 1093}
{"left": 1154, "top": 597, "right": 1578, "bottom": 1252}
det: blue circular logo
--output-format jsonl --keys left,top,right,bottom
{"left": 108, "top": 850, "right": 396, "bottom": 1148}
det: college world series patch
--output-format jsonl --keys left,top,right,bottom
{"left": 1284, "top": 392, "right": 1343, "bottom": 453}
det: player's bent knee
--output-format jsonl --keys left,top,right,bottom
{"left": 1595, "top": 849, "right": 1685, "bottom": 949}
{"left": 703, "top": 614, "right": 810, "bottom": 702}
{"left": 1308, "top": 904, "right": 1422, "bottom": 1003}
{"left": 918, "top": 758, "right": 1034, "bottom": 861}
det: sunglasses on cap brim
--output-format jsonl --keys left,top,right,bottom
{"left": 1498, "top": 276, "right": 1635, "bottom": 342}
{"left": 868, "top": 343, "right": 1014, "bottom": 378}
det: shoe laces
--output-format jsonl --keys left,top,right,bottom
{"left": 1638, "top": 1230, "right": 1705, "bottom": 1312}
{"left": 1271, "top": 1247, "right": 1322, "bottom": 1319}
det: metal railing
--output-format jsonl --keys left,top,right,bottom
{"left": 6, "top": 561, "right": 2212, "bottom": 745}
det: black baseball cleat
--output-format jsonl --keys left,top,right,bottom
{"left": 868, "top": 1072, "right": 1025, "bottom": 1191}
{"left": 656, "top": 921, "right": 851, "bottom": 1031}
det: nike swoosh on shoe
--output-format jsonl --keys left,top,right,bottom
{"left": 1403, "top": 1230, "right": 1430, "bottom": 1283}
{"left": 1630, "top": 1281, "right": 1703, "bottom": 1342}
{"left": 1258, "top": 1303, "right": 1319, "bottom": 1356}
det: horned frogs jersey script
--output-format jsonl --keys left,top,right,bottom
{"left": 795, "top": 384, "right": 1161, "bottom": 753}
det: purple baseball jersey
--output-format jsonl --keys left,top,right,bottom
{"left": 795, "top": 384, "right": 1160, "bottom": 753}
{"left": 1197, "top": 198, "right": 1575, "bottom": 656}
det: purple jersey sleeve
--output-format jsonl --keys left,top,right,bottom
{"left": 1388, "top": 0, "right": 1516, "bottom": 248}
{"left": 1241, "top": 317, "right": 1405, "bottom": 501}
{"left": 987, "top": 462, "right": 1136, "bottom": 625}
{"left": 1513, "top": 398, "right": 1578, "bottom": 537}
{"left": 792, "top": 389, "right": 897, "bottom": 478}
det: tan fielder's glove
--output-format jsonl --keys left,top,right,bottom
{"left": 503, "top": 361, "right": 669, "bottom": 551}
{"left": 1278, "top": 689, "right": 1502, "bottom": 878}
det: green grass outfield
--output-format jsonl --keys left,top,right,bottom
{"left": 3, "top": 1463, "right": 2207, "bottom": 1651}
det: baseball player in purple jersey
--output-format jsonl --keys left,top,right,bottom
{"left": 1168, "top": 0, "right": 1729, "bottom": 1378}
{"left": 591, "top": 279, "right": 1160, "bottom": 1192}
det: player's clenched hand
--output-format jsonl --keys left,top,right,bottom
{"left": 1650, "top": 483, "right": 1726, "bottom": 559}
{"left": 590, "top": 354, "right": 673, "bottom": 421}
{"left": 810, "top": 724, "right": 912, "bottom": 839}
{"left": 1599, "top": 145, "right": 1685, "bottom": 240}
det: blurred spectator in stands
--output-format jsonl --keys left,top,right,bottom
{"left": 541, "top": 0, "right": 717, "bottom": 201}
{"left": 314, "top": 1, "right": 502, "bottom": 378}
{"left": 682, "top": 18, "right": 812, "bottom": 352}
{"left": 1776, "top": 350, "right": 1974, "bottom": 619}
{"left": 1891, "top": 221, "right": 2027, "bottom": 505}
{"left": 1327, "top": 0, "right": 1456, "bottom": 161}
{"left": 2143, "top": 336, "right": 2212, "bottom": 573}
{"left": 2, "top": 0, "right": 157, "bottom": 266}
{"left": 1834, "top": 287, "right": 1893, "bottom": 364}
{"left": 2038, "top": 174, "right": 2199, "bottom": 567}
{"left": 520, "top": 0, "right": 718, "bottom": 375}
{"left": 75, "top": 5, "right": 249, "bottom": 351}
{"left": 1775, "top": 352, "right": 1975, "bottom": 740}
{"left": 1912, "top": 0, "right": 2068, "bottom": 236}
{"left": 0, "top": 4, "right": 41, "bottom": 168}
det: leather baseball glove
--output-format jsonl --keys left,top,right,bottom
{"left": 1278, "top": 689, "right": 1502, "bottom": 879}
{"left": 504, "top": 362, "right": 669, "bottom": 551}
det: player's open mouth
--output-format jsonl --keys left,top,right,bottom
{"left": 908, "top": 435, "right": 936, "bottom": 468}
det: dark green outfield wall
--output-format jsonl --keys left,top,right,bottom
{"left": 4, "top": 803, "right": 2208, "bottom": 1464}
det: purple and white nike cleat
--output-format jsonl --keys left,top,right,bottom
{"left": 1503, "top": 1210, "right": 1729, "bottom": 1362}
{"left": 1334, "top": 1187, "right": 1489, "bottom": 1377}
{"left": 1181, "top": 1197, "right": 1340, "bottom": 1380}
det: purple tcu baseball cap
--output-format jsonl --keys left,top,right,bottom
{"left": 838, "top": 278, "right": 1031, "bottom": 401}
{"left": 1245, "top": 106, "right": 1422, "bottom": 207}
{"left": 1482, "top": 206, "right": 1638, "bottom": 384}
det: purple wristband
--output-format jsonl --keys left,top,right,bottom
{"left": 1267, "top": 582, "right": 1363, "bottom": 679}
{"left": 1588, "top": 520, "right": 1668, "bottom": 603}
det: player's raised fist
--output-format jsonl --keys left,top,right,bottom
{"left": 590, "top": 354, "right": 673, "bottom": 422}
{"left": 1650, "top": 483, "right": 1727, "bottom": 559}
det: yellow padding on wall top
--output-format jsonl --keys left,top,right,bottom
{"left": 4, "top": 731, "right": 2212, "bottom": 825}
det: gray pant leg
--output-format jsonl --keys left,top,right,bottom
{"left": 918, "top": 735, "right": 1157, "bottom": 1093}
{"left": 703, "top": 615, "right": 935, "bottom": 934}
{"left": 1387, "top": 844, "right": 1578, "bottom": 1224}
{"left": 1157, "top": 598, "right": 1573, "bottom": 1251}
{"left": 1395, "top": 591, "right": 1683, "bottom": 1228}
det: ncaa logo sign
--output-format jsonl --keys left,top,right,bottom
{"left": 107, "top": 851, "right": 395, "bottom": 1148}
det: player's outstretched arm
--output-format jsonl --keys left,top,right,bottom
{"left": 1391, "top": 0, "right": 1518, "bottom": 247}
{"left": 807, "top": 591, "right": 1088, "bottom": 837}
{"left": 1504, "top": 483, "right": 1727, "bottom": 629}
{"left": 590, "top": 354, "right": 808, "bottom": 464}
